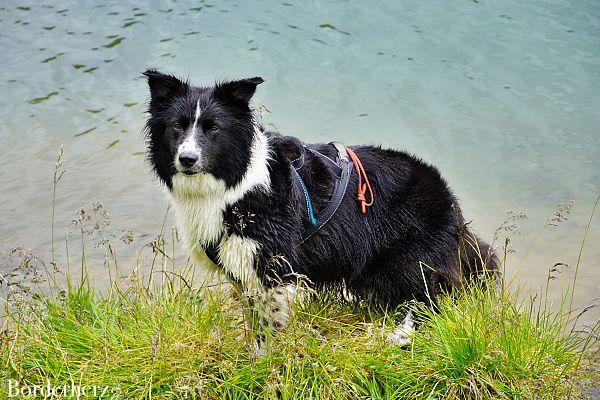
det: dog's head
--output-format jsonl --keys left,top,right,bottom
{"left": 143, "top": 70, "right": 263, "bottom": 189}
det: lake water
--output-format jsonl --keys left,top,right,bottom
{"left": 0, "top": 0, "right": 598, "bottom": 326}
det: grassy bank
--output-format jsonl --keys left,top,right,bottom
{"left": 1, "top": 256, "right": 597, "bottom": 399}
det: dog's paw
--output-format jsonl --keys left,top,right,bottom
{"left": 386, "top": 311, "right": 415, "bottom": 347}
{"left": 251, "top": 338, "right": 268, "bottom": 359}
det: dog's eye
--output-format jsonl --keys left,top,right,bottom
{"left": 204, "top": 123, "right": 219, "bottom": 135}
{"left": 171, "top": 123, "right": 184, "bottom": 133}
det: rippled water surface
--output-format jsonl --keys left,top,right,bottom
{"left": 0, "top": 0, "right": 598, "bottom": 324}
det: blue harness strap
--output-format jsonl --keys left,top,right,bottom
{"left": 292, "top": 168, "right": 317, "bottom": 226}
{"left": 291, "top": 142, "right": 353, "bottom": 243}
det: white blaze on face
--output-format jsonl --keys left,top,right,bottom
{"left": 175, "top": 99, "right": 202, "bottom": 170}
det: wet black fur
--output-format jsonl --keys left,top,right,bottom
{"left": 144, "top": 70, "right": 497, "bottom": 306}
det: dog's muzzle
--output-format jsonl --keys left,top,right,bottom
{"left": 175, "top": 150, "right": 202, "bottom": 175}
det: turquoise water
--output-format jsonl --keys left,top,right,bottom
{"left": 0, "top": 1, "right": 598, "bottom": 324}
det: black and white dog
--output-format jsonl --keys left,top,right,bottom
{"left": 143, "top": 70, "right": 497, "bottom": 352}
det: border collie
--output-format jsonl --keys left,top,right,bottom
{"left": 143, "top": 70, "right": 497, "bottom": 353}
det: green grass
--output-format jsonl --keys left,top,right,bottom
{"left": 0, "top": 261, "right": 596, "bottom": 399}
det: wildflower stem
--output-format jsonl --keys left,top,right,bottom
{"left": 569, "top": 194, "right": 599, "bottom": 313}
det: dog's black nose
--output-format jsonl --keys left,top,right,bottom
{"left": 179, "top": 152, "right": 198, "bottom": 168}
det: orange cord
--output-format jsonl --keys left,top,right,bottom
{"left": 344, "top": 146, "right": 374, "bottom": 214}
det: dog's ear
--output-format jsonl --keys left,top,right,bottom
{"left": 215, "top": 77, "right": 264, "bottom": 104}
{"left": 142, "top": 69, "right": 186, "bottom": 100}
{"left": 269, "top": 134, "right": 303, "bottom": 162}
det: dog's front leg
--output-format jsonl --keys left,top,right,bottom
{"left": 262, "top": 284, "right": 298, "bottom": 332}
{"left": 218, "top": 234, "right": 304, "bottom": 356}
{"left": 218, "top": 234, "right": 270, "bottom": 355}
{"left": 255, "top": 283, "right": 298, "bottom": 356}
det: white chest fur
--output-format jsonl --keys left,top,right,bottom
{"left": 170, "top": 128, "right": 271, "bottom": 289}
{"left": 172, "top": 173, "right": 228, "bottom": 251}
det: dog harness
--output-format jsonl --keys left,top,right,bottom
{"left": 201, "top": 142, "right": 374, "bottom": 266}
{"left": 291, "top": 142, "right": 354, "bottom": 243}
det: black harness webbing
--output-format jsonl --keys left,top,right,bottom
{"left": 291, "top": 142, "right": 353, "bottom": 243}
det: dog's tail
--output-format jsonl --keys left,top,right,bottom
{"left": 428, "top": 226, "right": 499, "bottom": 300}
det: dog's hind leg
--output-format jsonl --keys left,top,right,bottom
{"left": 386, "top": 310, "right": 416, "bottom": 347}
